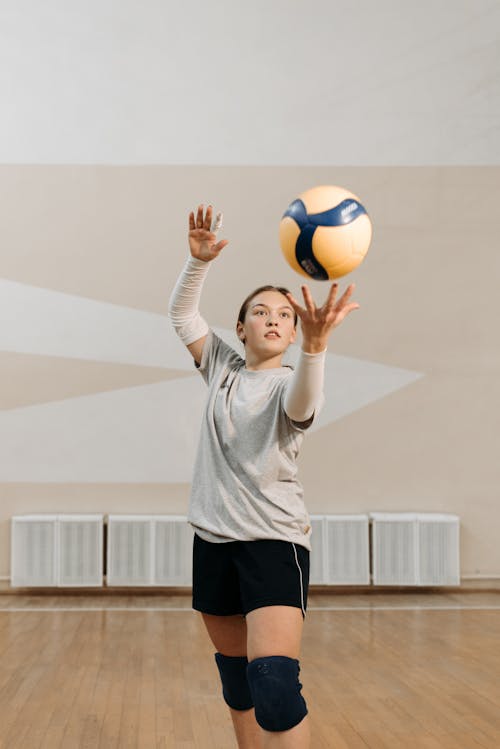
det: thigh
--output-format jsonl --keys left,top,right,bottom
{"left": 200, "top": 612, "right": 248, "bottom": 657}
{"left": 192, "top": 533, "right": 243, "bottom": 616}
{"left": 245, "top": 605, "right": 304, "bottom": 661}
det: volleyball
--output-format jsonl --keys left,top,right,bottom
{"left": 279, "top": 185, "right": 372, "bottom": 281}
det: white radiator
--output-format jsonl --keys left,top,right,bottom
{"left": 11, "top": 515, "right": 58, "bottom": 587}
{"left": 58, "top": 515, "right": 103, "bottom": 587}
{"left": 155, "top": 517, "right": 194, "bottom": 586}
{"left": 309, "top": 516, "right": 326, "bottom": 584}
{"left": 371, "top": 512, "right": 460, "bottom": 586}
{"left": 371, "top": 512, "right": 418, "bottom": 585}
{"left": 107, "top": 515, "right": 193, "bottom": 586}
{"left": 11, "top": 514, "right": 103, "bottom": 587}
{"left": 418, "top": 513, "right": 460, "bottom": 585}
{"left": 326, "top": 515, "right": 370, "bottom": 584}
{"left": 310, "top": 515, "right": 370, "bottom": 584}
{"left": 11, "top": 512, "right": 460, "bottom": 589}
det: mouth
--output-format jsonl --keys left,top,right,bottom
{"left": 264, "top": 331, "right": 281, "bottom": 339}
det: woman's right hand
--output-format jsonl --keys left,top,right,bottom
{"left": 189, "top": 204, "right": 228, "bottom": 262}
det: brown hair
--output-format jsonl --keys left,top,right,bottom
{"left": 237, "top": 285, "right": 298, "bottom": 344}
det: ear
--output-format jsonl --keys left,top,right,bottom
{"left": 236, "top": 321, "right": 245, "bottom": 343}
{"left": 289, "top": 327, "right": 297, "bottom": 344}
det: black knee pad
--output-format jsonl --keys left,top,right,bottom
{"left": 246, "top": 655, "right": 308, "bottom": 732}
{"left": 214, "top": 652, "right": 254, "bottom": 711}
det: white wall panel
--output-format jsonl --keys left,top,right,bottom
{"left": 1, "top": 0, "right": 498, "bottom": 164}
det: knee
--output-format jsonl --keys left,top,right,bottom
{"left": 214, "top": 652, "right": 254, "bottom": 711}
{"left": 246, "top": 655, "right": 308, "bottom": 732}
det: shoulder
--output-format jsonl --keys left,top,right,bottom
{"left": 195, "top": 328, "right": 245, "bottom": 380}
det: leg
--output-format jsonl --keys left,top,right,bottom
{"left": 246, "top": 606, "right": 311, "bottom": 749}
{"left": 200, "top": 613, "right": 264, "bottom": 749}
{"left": 201, "top": 612, "right": 247, "bottom": 656}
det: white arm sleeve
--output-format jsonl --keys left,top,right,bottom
{"left": 167, "top": 256, "right": 211, "bottom": 345}
{"left": 283, "top": 348, "right": 327, "bottom": 422}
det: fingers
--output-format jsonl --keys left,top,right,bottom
{"left": 211, "top": 211, "right": 223, "bottom": 233}
{"left": 189, "top": 204, "right": 216, "bottom": 233}
{"left": 324, "top": 281, "right": 356, "bottom": 308}
{"left": 189, "top": 204, "right": 213, "bottom": 231}
{"left": 337, "top": 284, "right": 356, "bottom": 308}
{"left": 333, "top": 286, "right": 360, "bottom": 325}
{"left": 284, "top": 291, "right": 305, "bottom": 316}
{"left": 287, "top": 282, "right": 359, "bottom": 329}
{"left": 301, "top": 285, "right": 316, "bottom": 314}
{"left": 323, "top": 282, "right": 339, "bottom": 312}
{"left": 213, "top": 239, "right": 229, "bottom": 254}
{"left": 334, "top": 302, "right": 360, "bottom": 327}
{"left": 287, "top": 285, "right": 340, "bottom": 317}
{"left": 193, "top": 203, "right": 213, "bottom": 230}
{"left": 203, "top": 205, "right": 213, "bottom": 231}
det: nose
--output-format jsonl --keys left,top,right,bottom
{"left": 266, "top": 318, "right": 278, "bottom": 327}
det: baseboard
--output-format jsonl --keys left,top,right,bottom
{"left": 1, "top": 578, "right": 499, "bottom": 595}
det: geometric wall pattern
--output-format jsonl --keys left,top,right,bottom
{"left": 0, "top": 278, "right": 423, "bottom": 482}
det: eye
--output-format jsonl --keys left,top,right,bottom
{"left": 255, "top": 309, "right": 266, "bottom": 315}
{"left": 280, "top": 311, "right": 290, "bottom": 318}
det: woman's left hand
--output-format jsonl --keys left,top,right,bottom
{"left": 285, "top": 283, "right": 360, "bottom": 353}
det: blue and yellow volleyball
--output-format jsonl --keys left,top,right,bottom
{"left": 279, "top": 185, "right": 372, "bottom": 280}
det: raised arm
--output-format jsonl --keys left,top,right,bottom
{"left": 283, "top": 282, "right": 360, "bottom": 422}
{"left": 167, "top": 205, "right": 228, "bottom": 365}
{"left": 283, "top": 347, "right": 327, "bottom": 423}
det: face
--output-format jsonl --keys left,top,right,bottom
{"left": 236, "top": 290, "right": 297, "bottom": 355}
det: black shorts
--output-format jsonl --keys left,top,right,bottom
{"left": 192, "top": 533, "right": 310, "bottom": 619}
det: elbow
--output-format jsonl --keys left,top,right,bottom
{"left": 285, "top": 406, "right": 315, "bottom": 422}
{"left": 283, "top": 392, "right": 316, "bottom": 422}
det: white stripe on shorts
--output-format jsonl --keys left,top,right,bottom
{"left": 291, "top": 543, "right": 306, "bottom": 618}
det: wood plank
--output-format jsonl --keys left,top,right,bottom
{"left": 0, "top": 593, "right": 499, "bottom": 748}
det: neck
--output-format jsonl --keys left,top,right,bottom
{"left": 244, "top": 349, "right": 284, "bottom": 371}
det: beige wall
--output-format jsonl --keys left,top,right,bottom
{"left": 1, "top": 165, "right": 499, "bottom": 580}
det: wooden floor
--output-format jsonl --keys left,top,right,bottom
{"left": 1, "top": 591, "right": 499, "bottom": 748}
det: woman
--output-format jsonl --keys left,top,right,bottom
{"left": 168, "top": 204, "right": 359, "bottom": 749}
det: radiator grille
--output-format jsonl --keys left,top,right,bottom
{"left": 11, "top": 512, "right": 460, "bottom": 588}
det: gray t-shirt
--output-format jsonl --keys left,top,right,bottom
{"left": 187, "top": 329, "right": 324, "bottom": 551}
